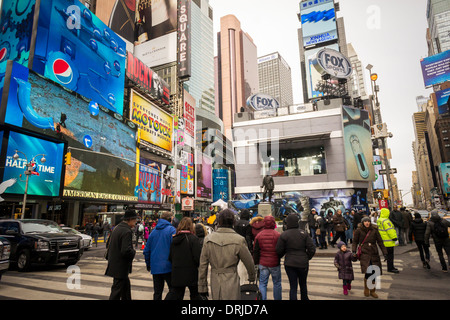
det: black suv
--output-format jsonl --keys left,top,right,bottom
{"left": 0, "top": 236, "right": 10, "bottom": 281}
{"left": 0, "top": 219, "right": 83, "bottom": 272}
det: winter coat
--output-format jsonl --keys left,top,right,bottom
{"left": 308, "top": 212, "right": 317, "bottom": 228}
{"left": 234, "top": 217, "right": 252, "bottom": 251}
{"left": 143, "top": 219, "right": 176, "bottom": 274}
{"left": 334, "top": 250, "right": 354, "bottom": 281}
{"left": 169, "top": 231, "right": 202, "bottom": 287}
{"left": 409, "top": 218, "right": 427, "bottom": 242}
{"left": 253, "top": 216, "right": 281, "bottom": 268}
{"left": 195, "top": 223, "right": 207, "bottom": 249}
{"left": 389, "top": 209, "right": 404, "bottom": 229}
{"left": 377, "top": 208, "right": 398, "bottom": 248}
{"left": 352, "top": 223, "right": 387, "bottom": 275}
{"left": 105, "top": 221, "right": 136, "bottom": 279}
{"left": 402, "top": 211, "right": 413, "bottom": 229}
{"left": 315, "top": 215, "right": 327, "bottom": 233}
{"left": 276, "top": 214, "right": 316, "bottom": 269}
{"left": 250, "top": 216, "right": 265, "bottom": 240}
{"left": 198, "top": 228, "right": 256, "bottom": 300}
{"left": 332, "top": 213, "right": 347, "bottom": 232}
{"left": 425, "top": 211, "right": 450, "bottom": 245}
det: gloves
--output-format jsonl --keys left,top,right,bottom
{"left": 146, "top": 265, "right": 151, "bottom": 272}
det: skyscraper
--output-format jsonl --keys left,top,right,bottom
{"left": 257, "top": 52, "right": 294, "bottom": 108}
{"left": 426, "top": 0, "right": 450, "bottom": 55}
{"left": 215, "top": 14, "right": 259, "bottom": 137}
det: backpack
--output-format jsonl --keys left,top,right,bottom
{"left": 433, "top": 220, "right": 449, "bottom": 239}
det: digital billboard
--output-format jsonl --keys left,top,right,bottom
{"left": 372, "top": 155, "right": 385, "bottom": 190}
{"left": 420, "top": 50, "right": 450, "bottom": 88}
{"left": 213, "top": 169, "right": 229, "bottom": 202}
{"left": 1, "top": 61, "right": 137, "bottom": 202}
{"left": 32, "top": 0, "right": 127, "bottom": 115}
{"left": 196, "top": 154, "right": 212, "bottom": 200}
{"left": 180, "top": 151, "right": 194, "bottom": 195}
{"left": 435, "top": 88, "right": 450, "bottom": 115}
{"left": 133, "top": 0, "right": 178, "bottom": 68}
{"left": 342, "top": 106, "right": 375, "bottom": 182}
{"left": 2, "top": 131, "right": 65, "bottom": 197}
{"left": 440, "top": 163, "right": 450, "bottom": 194}
{"left": 135, "top": 153, "right": 161, "bottom": 204}
{"left": 0, "top": 0, "right": 36, "bottom": 92}
{"left": 305, "top": 43, "right": 339, "bottom": 99}
{"left": 300, "top": 0, "right": 337, "bottom": 47}
{"left": 130, "top": 90, "right": 173, "bottom": 153}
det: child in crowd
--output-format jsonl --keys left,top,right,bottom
{"left": 334, "top": 241, "right": 354, "bottom": 295}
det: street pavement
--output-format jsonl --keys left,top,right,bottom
{"left": 0, "top": 240, "right": 448, "bottom": 300}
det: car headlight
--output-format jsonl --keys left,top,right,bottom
{"left": 35, "top": 239, "right": 50, "bottom": 251}
{"left": 3, "top": 244, "right": 10, "bottom": 259}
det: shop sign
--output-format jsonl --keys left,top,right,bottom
{"left": 182, "top": 197, "right": 194, "bottom": 211}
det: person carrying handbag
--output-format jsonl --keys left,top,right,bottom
{"left": 352, "top": 217, "right": 387, "bottom": 298}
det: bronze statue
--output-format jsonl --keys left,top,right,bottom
{"left": 261, "top": 175, "right": 275, "bottom": 202}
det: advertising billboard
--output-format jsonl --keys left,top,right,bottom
{"left": 133, "top": 0, "right": 178, "bottom": 68}
{"left": 342, "top": 106, "right": 375, "bottom": 182}
{"left": 126, "top": 52, "right": 170, "bottom": 106}
{"left": 180, "top": 151, "right": 194, "bottom": 195}
{"left": 420, "top": 50, "right": 450, "bottom": 88}
{"left": 96, "top": 0, "right": 137, "bottom": 45}
{"left": 305, "top": 43, "right": 339, "bottom": 99}
{"left": 196, "top": 154, "right": 212, "bottom": 200}
{"left": 1, "top": 61, "right": 137, "bottom": 202}
{"left": 213, "top": 169, "right": 229, "bottom": 202}
{"left": 178, "top": 0, "right": 191, "bottom": 79}
{"left": 32, "top": 0, "right": 127, "bottom": 115}
{"left": 300, "top": 0, "right": 337, "bottom": 47}
{"left": 2, "top": 131, "right": 65, "bottom": 197}
{"left": 0, "top": 0, "right": 36, "bottom": 92}
{"left": 130, "top": 90, "right": 173, "bottom": 153}
{"left": 183, "top": 89, "right": 195, "bottom": 148}
{"left": 135, "top": 154, "right": 161, "bottom": 204}
{"left": 372, "top": 155, "right": 385, "bottom": 190}
{"left": 439, "top": 163, "right": 450, "bottom": 194}
{"left": 435, "top": 88, "right": 450, "bottom": 115}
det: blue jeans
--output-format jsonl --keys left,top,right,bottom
{"left": 259, "top": 265, "right": 282, "bottom": 300}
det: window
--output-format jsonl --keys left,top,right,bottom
{"left": 262, "top": 146, "right": 326, "bottom": 177}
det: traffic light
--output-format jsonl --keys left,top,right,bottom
{"left": 65, "top": 152, "right": 71, "bottom": 165}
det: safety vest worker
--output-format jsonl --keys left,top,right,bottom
{"left": 377, "top": 208, "right": 398, "bottom": 247}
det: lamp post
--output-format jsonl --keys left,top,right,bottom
{"left": 13, "top": 150, "right": 47, "bottom": 220}
{"left": 366, "top": 64, "right": 395, "bottom": 210}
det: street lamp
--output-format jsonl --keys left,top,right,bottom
{"left": 13, "top": 150, "right": 47, "bottom": 220}
{"left": 366, "top": 64, "right": 395, "bottom": 210}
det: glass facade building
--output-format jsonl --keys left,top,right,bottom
{"left": 427, "top": 0, "right": 450, "bottom": 55}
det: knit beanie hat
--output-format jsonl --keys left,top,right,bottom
{"left": 361, "top": 216, "right": 370, "bottom": 224}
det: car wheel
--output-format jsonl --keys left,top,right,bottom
{"left": 17, "top": 249, "right": 31, "bottom": 272}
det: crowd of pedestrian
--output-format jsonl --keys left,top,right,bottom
{"left": 103, "top": 206, "right": 450, "bottom": 301}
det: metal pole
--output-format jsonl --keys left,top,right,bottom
{"left": 21, "top": 171, "right": 29, "bottom": 220}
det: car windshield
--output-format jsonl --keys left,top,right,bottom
{"left": 63, "top": 228, "right": 80, "bottom": 235}
{"left": 22, "top": 221, "right": 65, "bottom": 234}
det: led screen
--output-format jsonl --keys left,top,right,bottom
{"left": 2, "top": 61, "right": 137, "bottom": 202}
{"left": 300, "top": 0, "right": 337, "bottom": 47}
{"left": 420, "top": 50, "right": 450, "bottom": 88}
{"left": 2, "top": 131, "right": 65, "bottom": 197}
{"left": 32, "top": 0, "right": 127, "bottom": 115}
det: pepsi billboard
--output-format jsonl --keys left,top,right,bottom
{"left": 2, "top": 130, "right": 65, "bottom": 197}
{"left": 1, "top": 61, "right": 138, "bottom": 202}
{"left": 32, "top": 0, "right": 127, "bottom": 115}
{"left": 0, "top": 0, "right": 37, "bottom": 92}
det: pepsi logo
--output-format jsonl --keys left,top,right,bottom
{"left": 0, "top": 47, "right": 8, "bottom": 62}
{"left": 52, "top": 58, "right": 73, "bottom": 85}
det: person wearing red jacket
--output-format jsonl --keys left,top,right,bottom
{"left": 253, "top": 215, "right": 282, "bottom": 300}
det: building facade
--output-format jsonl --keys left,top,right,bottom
{"left": 257, "top": 52, "right": 294, "bottom": 108}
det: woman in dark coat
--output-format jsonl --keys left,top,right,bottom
{"left": 166, "top": 217, "right": 202, "bottom": 300}
{"left": 352, "top": 217, "right": 387, "bottom": 298}
{"left": 409, "top": 212, "right": 430, "bottom": 269}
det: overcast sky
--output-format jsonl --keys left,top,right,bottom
{"left": 210, "top": 0, "right": 432, "bottom": 206}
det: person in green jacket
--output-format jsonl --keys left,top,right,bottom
{"left": 377, "top": 208, "right": 400, "bottom": 273}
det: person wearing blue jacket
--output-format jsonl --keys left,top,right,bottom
{"left": 143, "top": 211, "right": 176, "bottom": 300}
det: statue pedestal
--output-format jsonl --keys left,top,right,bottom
{"left": 258, "top": 202, "right": 273, "bottom": 217}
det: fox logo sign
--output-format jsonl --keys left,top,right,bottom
{"left": 314, "top": 48, "right": 352, "bottom": 79}
{"left": 246, "top": 94, "right": 280, "bottom": 111}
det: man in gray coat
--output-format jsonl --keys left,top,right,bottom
{"left": 198, "top": 209, "right": 256, "bottom": 300}
{"left": 425, "top": 210, "right": 450, "bottom": 272}
{"left": 105, "top": 210, "right": 138, "bottom": 300}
